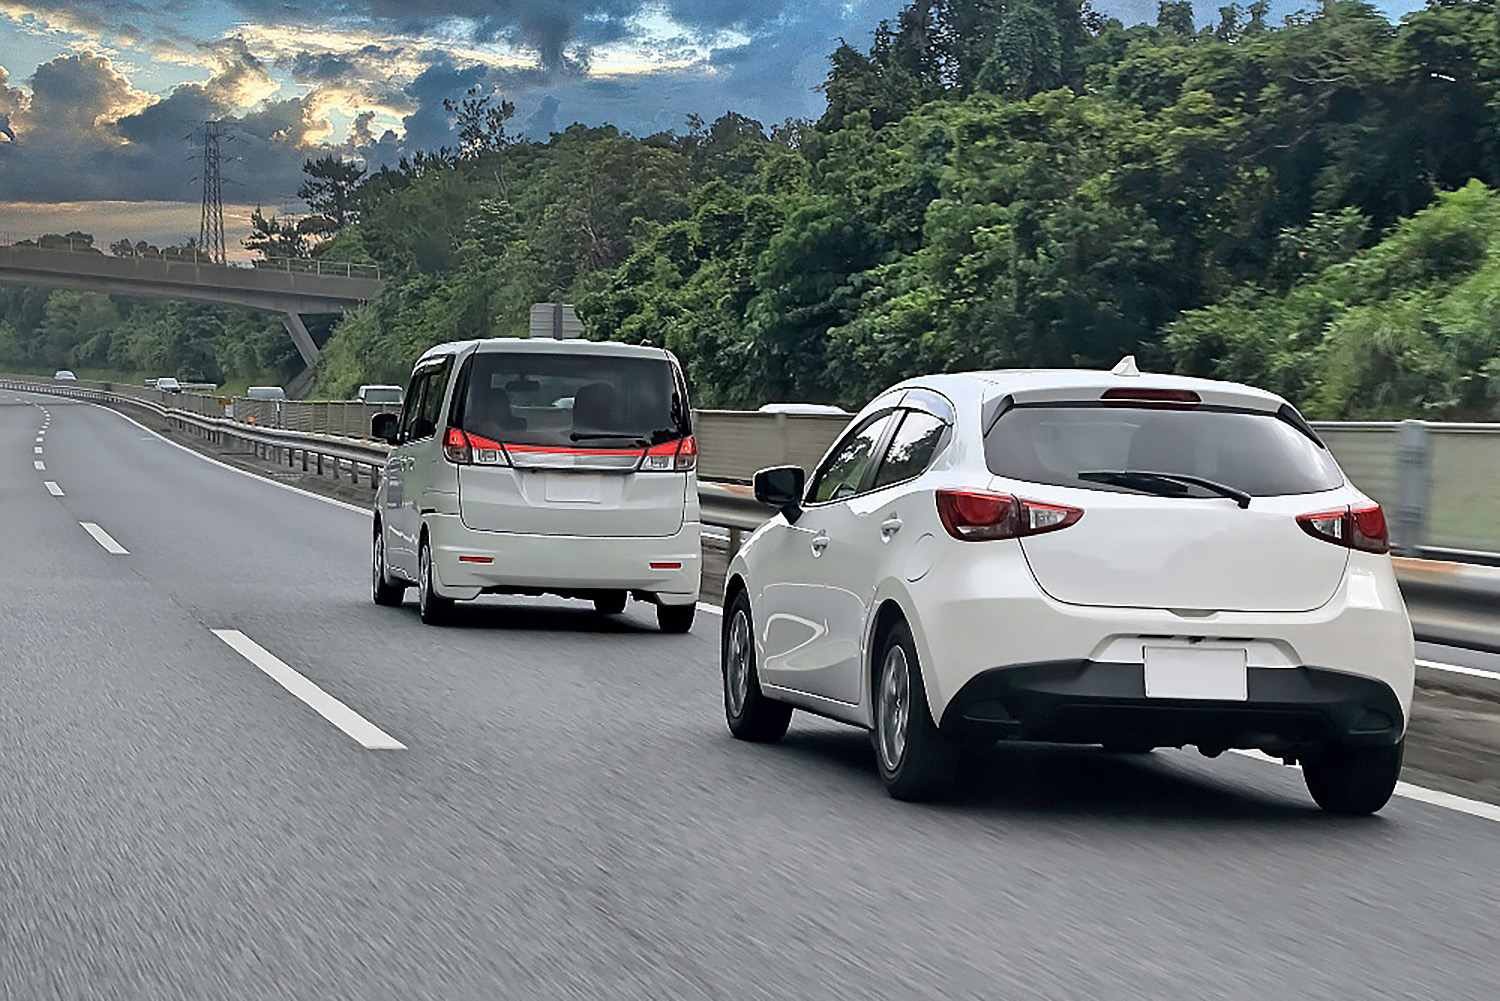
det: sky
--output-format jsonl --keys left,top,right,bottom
{"left": 0, "top": 0, "right": 1424, "bottom": 256}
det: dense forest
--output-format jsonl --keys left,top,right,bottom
{"left": 4, "top": 0, "right": 1499, "bottom": 417}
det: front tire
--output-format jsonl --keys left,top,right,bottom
{"left": 657, "top": 602, "right": 696, "bottom": 634}
{"left": 874, "top": 621, "right": 959, "bottom": 802}
{"left": 1303, "top": 739, "right": 1404, "bottom": 816}
{"left": 418, "top": 537, "right": 455, "bottom": 626}
{"left": 722, "top": 592, "right": 792, "bottom": 742}
{"left": 372, "top": 526, "right": 405, "bottom": 607}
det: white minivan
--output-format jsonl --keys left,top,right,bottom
{"left": 371, "top": 338, "right": 702, "bottom": 631}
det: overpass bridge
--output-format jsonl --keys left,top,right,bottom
{"left": 0, "top": 241, "right": 383, "bottom": 394}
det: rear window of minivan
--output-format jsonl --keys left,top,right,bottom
{"left": 984, "top": 405, "right": 1343, "bottom": 497}
{"left": 452, "top": 351, "right": 690, "bottom": 448}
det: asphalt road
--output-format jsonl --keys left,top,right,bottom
{"left": 2, "top": 390, "right": 1496, "bottom": 1001}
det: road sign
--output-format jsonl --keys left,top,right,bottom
{"left": 529, "top": 303, "right": 582, "bottom": 340}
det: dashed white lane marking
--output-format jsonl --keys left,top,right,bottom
{"left": 697, "top": 602, "right": 723, "bottom": 617}
{"left": 1229, "top": 749, "right": 1500, "bottom": 824}
{"left": 33, "top": 460, "right": 44, "bottom": 471}
{"left": 33, "top": 446, "right": 42, "bottom": 454}
{"left": 44, "top": 481, "right": 63, "bottom": 496}
{"left": 1417, "top": 658, "right": 1500, "bottom": 684}
{"left": 79, "top": 522, "right": 128, "bottom": 554}
{"left": 210, "top": 629, "right": 406, "bottom": 750}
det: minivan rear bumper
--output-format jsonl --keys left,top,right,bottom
{"left": 940, "top": 660, "right": 1405, "bottom": 751}
{"left": 426, "top": 514, "right": 701, "bottom": 602}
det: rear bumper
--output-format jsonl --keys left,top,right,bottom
{"left": 941, "top": 661, "right": 1405, "bottom": 750}
{"left": 426, "top": 514, "right": 701, "bottom": 602}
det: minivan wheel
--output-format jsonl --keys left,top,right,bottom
{"left": 1303, "top": 739, "right": 1404, "bottom": 816}
{"left": 593, "top": 591, "right": 627, "bottom": 615}
{"left": 874, "top": 621, "right": 959, "bottom": 802}
{"left": 657, "top": 602, "right": 696, "bottom": 634}
{"left": 372, "top": 527, "right": 405, "bottom": 607}
{"left": 418, "top": 538, "right": 455, "bottom": 626}
{"left": 722, "top": 592, "right": 792, "bottom": 743}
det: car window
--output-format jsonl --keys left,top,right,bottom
{"left": 807, "top": 411, "right": 898, "bottom": 504}
{"left": 451, "top": 351, "right": 689, "bottom": 447}
{"left": 872, "top": 410, "right": 948, "bottom": 490}
{"left": 984, "top": 406, "right": 1344, "bottom": 497}
{"left": 399, "top": 371, "right": 433, "bottom": 442}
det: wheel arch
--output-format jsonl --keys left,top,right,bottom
{"left": 863, "top": 584, "right": 943, "bottom": 729}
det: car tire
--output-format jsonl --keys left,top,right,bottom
{"left": 593, "top": 591, "right": 627, "bottom": 615}
{"left": 1302, "top": 739, "right": 1404, "bottom": 816}
{"left": 657, "top": 602, "right": 696, "bottom": 634}
{"left": 874, "top": 620, "right": 959, "bottom": 802}
{"left": 418, "top": 537, "right": 455, "bottom": 626}
{"left": 372, "top": 526, "right": 406, "bottom": 607}
{"left": 722, "top": 591, "right": 792, "bottom": 743}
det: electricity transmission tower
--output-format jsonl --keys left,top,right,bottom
{"left": 196, "top": 121, "right": 227, "bottom": 265}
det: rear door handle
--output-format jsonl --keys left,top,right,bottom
{"left": 811, "top": 533, "right": 830, "bottom": 556}
{"left": 881, "top": 515, "right": 903, "bottom": 538}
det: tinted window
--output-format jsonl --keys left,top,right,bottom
{"left": 362, "top": 388, "right": 402, "bottom": 404}
{"left": 417, "top": 362, "right": 450, "bottom": 431}
{"left": 453, "top": 351, "right": 688, "bottom": 447}
{"left": 808, "top": 412, "right": 897, "bottom": 504}
{"left": 984, "top": 406, "right": 1343, "bottom": 497}
{"left": 872, "top": 410, "right": 947, "bottom": 490}
{"left": 400, "top": 361, "right": 449, "bottom": 442}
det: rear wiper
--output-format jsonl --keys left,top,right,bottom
{"left": 571, "top": 431, "right": 649, "bottom": 445}
{"left": 1078, "top": 470, "right": 1252, "bottom": 509}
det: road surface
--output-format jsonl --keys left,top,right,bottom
{"left": 1, "top": 390, "right": 1494, "bottom": 1000}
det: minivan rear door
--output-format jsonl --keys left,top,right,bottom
{"left": 984, "top": 400, "right": 1352, "bottom": 612}
{"left": 449, "top": 348, "right": 691, "bottom": 538}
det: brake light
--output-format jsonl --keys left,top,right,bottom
{"left": 443, "top": 429, "right": 511, "bottom": 466}
{"left": 935, "top": 490, "right": 1083, "bottom": 541}
{"left": 639, "top": 435, "right": 697, "bottom": 473}
{"left": 1296, "top": 504, "right": 1389, "bottom": 554}
{"left": 1101, "top": 388, "right": 1201, "bottom": 409}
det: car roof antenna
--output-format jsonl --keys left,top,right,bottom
{"left": 1111, "top": 355, "right": 1141, "bottom": 377}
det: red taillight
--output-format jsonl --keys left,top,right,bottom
{"left": 640, "top": 435, "right": 697, "bottom": 473}
{"left": 935, "top": 490, "right": 1083, "bottom": 542}
{"left": 444, "top": 429, "right": 510, "bottom": 466}
{"left": 1101, "top": 388, "right": 1201, "bottom": 409}
{"left": 1296, "top": 504, "right": 1389, "bottom": 554}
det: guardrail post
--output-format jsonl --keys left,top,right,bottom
{"left": 728, "top": 526, "right": 743, "bottom": 558}
{"left": 1394, "top": 420, "right": 1431, "bottom": 556}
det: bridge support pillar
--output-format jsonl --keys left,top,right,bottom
{"left": 282, "top": 312, "right": 320, "bottom": 368}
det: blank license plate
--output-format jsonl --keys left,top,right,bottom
{"left": 544, "top": 473, "right": 602, "bottom": 503}
{"left": 1144, "top": 647, "right": 1247, "bottom": 701}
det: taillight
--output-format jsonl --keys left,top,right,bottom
{"left": 443, "top": 429, "right": 511, "bottom": 466}
{"left": 639, "top": 435, "right": 697, "bottom": 473}
{"left": 1101, "top": 388, "right": 1201, "bottom": 409}
{"left": 1296, "top": 504, "right": 1389, "bottom": 554}
{"left": 935, "top": 490, "right": 1083, "bottom": 542}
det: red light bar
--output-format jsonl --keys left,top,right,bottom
{"left": 650, "top": 562, "right": 682, "bottom": 570}
{"left": 1101, "top": 388, "right": 1201, "bottom": 409}
{"left": 458, "top": 555, "right": 494, "bottom": 564}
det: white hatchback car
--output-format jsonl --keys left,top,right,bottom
{"left": 371, "top": 338, "right": 702, "bottom": 631}
{"left": 722, "top": 364, "right": 1414, "bottom": 814}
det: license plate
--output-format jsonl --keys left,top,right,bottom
{"left": 544, "top": 472, "right": 602, "bottom": 503}
{"left": 1144, "top": 646, "right": 1248, "bottom": 701}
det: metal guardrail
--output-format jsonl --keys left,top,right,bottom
{"left": 0, "top": 234, "right": 380, "bottom": 279}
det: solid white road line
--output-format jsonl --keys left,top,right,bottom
{"left": 79, "top": 522, "right": 128, "bottom": 554}
{"left": 33, "top": 460, "right": 44, "bottom": 471}
{"left": 44, "top": 481, "right": 63, "bottom": 496}
{"left": 1229, "top": 749, "right": 1500, "bottom": 824}
{"left": 697, "top": 602, "right": 723, "bottom": 617}
{"left": 210, "top": 629, "right": 406, "bottom": 750}
{"left": 1417, "top": 658, "right": 1500, "bottom": 684}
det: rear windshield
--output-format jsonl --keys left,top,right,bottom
{"left": 361, "top": 388, "right": 402, "bottom": 404}
{"left": 984, "top": 406, "right": 1343, "bottom": 497}
{"left": 453, "top": 350, "right": 689, "bottom": 447}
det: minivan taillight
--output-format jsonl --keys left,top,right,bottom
{"left": 1296, "top": 504, "right": 1389, "bottom": 554}
{"left": 444, "top": 429, "right": 511, "bottom": 467}
{"left": 935, "top": 490, "right": 1083, "bottom": 542}
{"left": 639, "top": 435, "right": 697, "bottom": 473}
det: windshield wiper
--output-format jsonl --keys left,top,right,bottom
{"left": 1078, "top": 470, "right": 1252, "bottom": 509}
{"left": 570, "top": 431, "right": 649, "bottom": 445}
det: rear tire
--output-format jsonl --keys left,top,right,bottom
{"left": 418, "top": 537, "right": 455, "bottom": 626}
{"left": 372, "top": 526, "right": 405, "bottom": 608}
{"left": 722, "top": 592, "right": 792, "bottom": 742}
{"left": 1303, "top": 739, "right": 1404, "bottom": 816}
{"left": 873, "top": 621, "right": 959, "bottom": 802}
{"left": 657, "top": 602, "right": 696, "bottom": 634}
{"left": 593, "top": 591, "right": 627, "bottom": 615}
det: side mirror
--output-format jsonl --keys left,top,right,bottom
{"left": 372, "top": 412, "right": 400, "bottom": 444}
{"left": 754, "top": 465, "right": 805, "bottom": 523}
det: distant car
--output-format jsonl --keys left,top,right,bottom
{"left": 245, "top": 386, "right": 287, "bottom": 401}
{"left": 723, "top": 363, "right": 1414, "bottom": 815}
{"left": 758, "top": 403, "right": 850, "bottom": 416}
{"left": 53, "top": 370, "right": 77, "bottom": 382}
{"left": 358, "top": 384, "right": 404, "bottom": 405}
{"left": 156, "top": 377, "right": 182, "bottom": 393}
